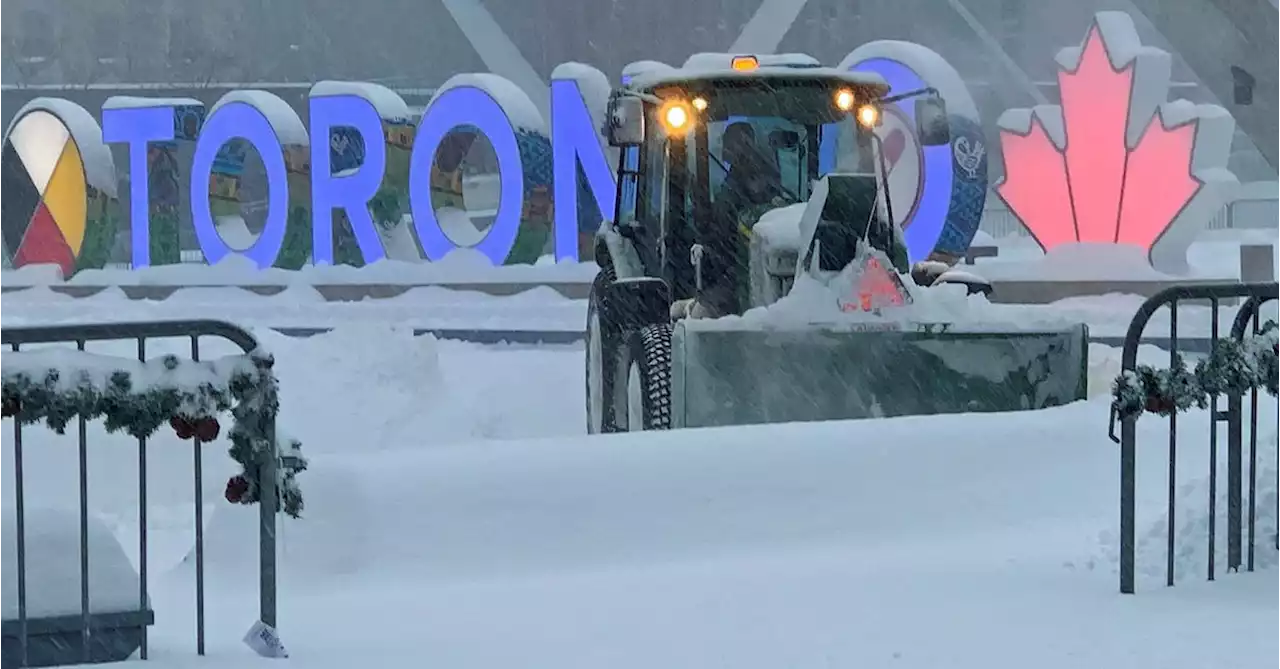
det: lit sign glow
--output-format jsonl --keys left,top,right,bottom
{"left": 850, "top": 58, "right": 950, "bottom": 264}
{"left": 840, "top": 254, "right": 910, "bottom": 313}
{"left": 102, "top": 105, "right": 173, "bottom": 269}
{"left": 836, "top": 43, "right": 988, "bottom": 265}
{"left": 310, "top": 94, "right": 388, "bottom": 266}
{"left": 550, "top": 77, "right": 617, "bottom": 263}
{"left": 3, "top": 48, "right": 994, "bottom": 274}
{"left": 190, "top": 101, "right": 293, "bottom": 269}
{"left": 410, "top": 84, "right": 526, "bottom": 264}
{"left": 995, "top": 11, "right": 1238, "bottom": 274}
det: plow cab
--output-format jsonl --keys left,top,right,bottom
{"left": 585, "top": 54, "right": 1088, "bottom": 433}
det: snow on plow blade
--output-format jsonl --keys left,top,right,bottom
{"left": 670, "top": 321, "right": 1088, "bottom": 428}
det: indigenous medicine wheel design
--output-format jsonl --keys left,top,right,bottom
{"left": 2, "top": 111, "right": 89, "bottom": 277}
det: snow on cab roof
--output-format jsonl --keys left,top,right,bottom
{"left": 625, "top": 53, "right": 889, "bottom": 95}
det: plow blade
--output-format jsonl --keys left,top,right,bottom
{"left": 670, "top": 322, "right": 1088, "bottom": 428}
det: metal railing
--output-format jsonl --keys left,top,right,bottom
{"left": 1109, "top": 282, "right": 1278, "bottom": 594}
{"left": 1, "top": 320, "right": 279, "bottom": 666}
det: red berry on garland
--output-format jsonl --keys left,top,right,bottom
{"left": 1145, "top": 394, "right": 1174, "bottom": 414}
{"left": 194, "top": 417, "right": 221, "bottom": 441}
{"left": 1, "top": 393, "right": 18, "bottom": 418}
{"left": 225, "top": 475, "right": 250, "bottom": 503}
{"left": 170, "top": 415, "right": 194, "bottom": 440}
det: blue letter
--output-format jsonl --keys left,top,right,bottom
{"left": 550, "top": 78, "right": 616, "bottom": 262}
{"left": 190, "top": 102, "right": 289, "bottom": 268}
{"left": 409, "top": 86, "right": 524, "bottom": 264}
{"left": 308, "top": 95, "right": 387, "bottom": 266}
{"left": 101, "top": 105, "right": 174, "bottom": 269}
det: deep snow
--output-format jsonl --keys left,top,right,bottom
{"left": 0, "top": 288, "right": 1276, "bottom": 668}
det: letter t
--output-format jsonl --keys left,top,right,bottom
{"left": 102, "top": 106, "right": 175, "bottom": 269}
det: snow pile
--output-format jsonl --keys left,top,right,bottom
{"left": 308, "top": 81, "right": 412, "bottom": 122}
{"left": 102, "top": 96, "right": 202, "bottom": 110}
{"left": 432, "top": 74, "right": 546, "bottom": 134}
{"left": 185, "top": 399, "right": 1276, "bottom": 669}
{"left": 7, "top": 98, "right": 118, "bottom": 197}
{"left": 208, "top": 91, "right": 308, "bottom": 146}
{"left": 2, "top": 508, "right": 141, "bottom": 618}
{"left": 2, "top": 314, "right": 1274, "bottom": 667}
{"left": 550, "top": 63, "right": 612, "bottom": 136}
{"left": 9, "top": 258, "right": 602, "bottom": 287}
{"left": 213, "top": 215, "right": 259, "bottom": 252}
{"left": 1, "top": 348, "right": 257, "bottom": 401}
{"left": 380, "top": 214, "right": 425, "bottom": 263}
{"left": 1149, "top": 432, "right": 1279, "bottom": 579}
{"left": 727, "top": 249, "right": 1081, "bottom": 333}
{"left": 202, "top": 401, "right": 1161, "bottom": 578}
{"left": 436, "top": 207, "right": 485, "bottom": 247}
{"left": 752, "top": 202, "right": 808, "bottom": 253}
{"left": 976, "top": 242, "right": 1181, "bottom": 281}
{"left": 970, "top": 229, "right": 998, "bottom": 247}
{"left": 3, "top": 263, "right": 65, "bottom": 285}
{"left": 1088, "top": 407, "right": 1279, "bottom": 587}
{"left": 621, "top": 60, "right": 675, "bottom": 84}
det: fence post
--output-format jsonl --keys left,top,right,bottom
{"left": 1113, "top": 282, "right": 1278, "bottom": 594}
{"left": 259, "top": 411, "right": 279, "bottom": 629}
{"left": 1226, "top": 394, "right": 1243, "bottom": 571}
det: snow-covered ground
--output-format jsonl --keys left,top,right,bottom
{"left": 1, "top": 226, "right": 1273, "bottom": 289}
{"left": 2, "top": 285, "right": 1277, "bottom": 668}
{"left": 4, "top": 280, "right": 1277, "bottom": 340}
{"left": 2, "top": 344, "right": 1276, "bottom": 668}
{"left": 0, "top": 253, "right": 601, "bottom": 288}
{"left": 1, "top": 284, "right": 587, "bottom": 334}
{"left": 3, "top": 229, "right": 1275, "bottom": 339}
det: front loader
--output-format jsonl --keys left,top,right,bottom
{"left": 586, "top": 53, "right": 1087, "bottom": 433}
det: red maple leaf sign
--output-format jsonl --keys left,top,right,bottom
{"left": 994, "top": 12, "right": 1238, "bottom": 269}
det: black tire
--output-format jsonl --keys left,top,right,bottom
{"left": 612, "top": 323, "right": 673, "bottom": 431}
{"left": 585, "top": 265, "right": 620, "bottom": 434}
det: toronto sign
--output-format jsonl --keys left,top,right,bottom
{"left": 2, "top": 45, "right": 993, "bottom": 275}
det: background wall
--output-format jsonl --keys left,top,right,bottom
{"left": 2, "top": 0, "right": 1274, "bottom": 207}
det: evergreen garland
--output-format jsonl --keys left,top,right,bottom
{"left": 1112, "top": 321, "right": 1280, "bottom": 421}
{"left": 1, "top": 350, "right": 307, "bottom": 518}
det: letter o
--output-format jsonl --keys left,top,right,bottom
{"left": 190, "top": 102, "right": 289, "bottom": 268}
{"left": 409, "top": 86, "right": 524, "bottom": 263}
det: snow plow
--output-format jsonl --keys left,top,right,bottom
{"left": 586, "top": 54, "right": 1088, "bottom": 432}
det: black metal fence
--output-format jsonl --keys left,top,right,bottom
{"left": 1110, "top": 283, "right": 1278, "bottom": 594}
{"left": 1, "top": 320, "right": 279, "bottom": 666}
